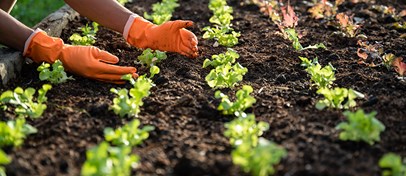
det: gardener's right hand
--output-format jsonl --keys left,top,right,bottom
{"left": 23, "top": 29, "right": 137, "bottom": 84}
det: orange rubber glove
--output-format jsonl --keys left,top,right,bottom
{"left": 123, "top": 15, "right": 198, "bottom": 58}
{"left": 23, "top": 29, "right": 137, "bottom": 84}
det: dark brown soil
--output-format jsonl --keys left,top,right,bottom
{"left": 1, "top": 0, "right": 406, "bottom": 175}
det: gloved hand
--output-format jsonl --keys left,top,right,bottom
{"left": 123, "top": 15, "right": 198, "bottom": 58}
{"left": 23, "top": 29, "right": 138, "bottom": 84}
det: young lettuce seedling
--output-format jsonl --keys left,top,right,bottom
{"left": 104, "top": 119, "right": 155, "bottom": 147}
{"left": 308, "top": 0, "right": 344, "bottom": 20}
{"left": 336, "top": 109, "right": 385, "bottom": 145}
{"left": 299, "top": 57, "right": 335, "bottom": 89}
{"left": 0, "top": 149, "right": 11, "bottom": 176}
{"left": 335, "top": 13, "right": 360, "bottom": 38}
{"left": 69, "top": 22, "right": 99, "bottom": 46}
{"left": 379, "top": 153, "right": 406, "bottom": 176}
{"left": 0, "top": 84, "right": 52, "bottom": 118}
{"left": 203, "top": 26, "right": 241, "bottom": 47}
{"left": 137, "top": 48, "right": 167, "bottom": 67}
{"left": 316, "top": 87, "right": 364, "bottom": 110}
{"left": 81, "top": 142, "right": 139, "bottom": 176}
{"left": 0, "top": 118, "right": 37, "bottom": 148}
{"left": 37, "top": 60, "right": 74, "bottom": 84}
{"left": 110, "top": 67, "right": 158, "bottom": 118}
{"left": 215, "top": 85, "right": 256, "bottom": 115}
{"left": 203, "top": 48, "right": 239, "bottom": 68}
{"left": 144, "top": 0, "right": 179, "bottom": 25}
{"left": 232, "top": 137, "right": 287, "bottom": 176}
{"left": 205, "top": 63, "right": 248, "bottom": 89}
{"left": 392, "top": 57, "right": 406, "bottom": 77}
{"left": 224, "top": 113, "right": 269, "bottom": 147}
{"left": 203, "top": 0, "right": 240, "bottom": 47}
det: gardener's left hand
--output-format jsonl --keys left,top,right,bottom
{"left": 123, "top": 15, "right": 198, "bottom": 58}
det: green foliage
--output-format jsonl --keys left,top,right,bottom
{"left": 285, "top": 28, "right": 303, "bottom": 50}
{"left": 203, "top": 25, "right": 240, "bottom": 47}
{"left": 285, "top": 28, "right": 326, "bottom": 51}
{"left": 137, "top": 48, "right": 167, "bottom": 67}
{"left": 203, "top": 0, "right": 240, "bottom": 47}
{"left": 205, "top": 63, "right": 248, "bottom": 89}
{"left": 224, "top": 113, "right": 269, "bottom": 147}
{"left": 144, "top": 0, "right": 179, "bottom": 25}
{"left": 10, "top": 0, "right": 65, "bottom": 27}
{"left": 336, "top": 109, "right": 385, "bottom": 145}
{"left": 203, "top": 48, "right": 239, "bottom": 68}
{"left": 232, "top": 138, "right": 287, "bottom": 176}
{"left": 110, "top": 73, "right": 156, "bottom": 118}
{"left": 104, "top": 119, "right": 154, "bottom": 147}
{"left": 69, "top": 22, "right": 99, "bottom": 46}
{"left": 215, "top": 85, "right": 256, "bottom": 115}
{"left": 0, "top": 149, "right": 11, "bottom": 176}
{"left": 37, "top": 60, "right": 74, "bottom": 84}
{"left": 0, "top": 118, "right": 37, "bottom": 148}
{"left": 0, "top": 84, "right": 52, "bottom": 118}
{"left": 81, "top": 142, "right": 139, "bottom": 176}
{"left": 379, "top": 153, "right": 406, "bottom": 176}
{"left": 299, "top": 57, "right": 336, "bottom": 89}
{"left": 316, "top": 87, "right": 364, "bottom": 110}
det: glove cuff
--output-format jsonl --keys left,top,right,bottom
{"left": 124, "top": 15, "right": 156, "bottom": 49}
{"left": 123, "top": 14, "right": 140, "bottom": 40}
{"left": 23, "top": 29, "right": 64, "bottom": 64}
{"left": 23, "top": 28, "right": 42, "bottom": 56}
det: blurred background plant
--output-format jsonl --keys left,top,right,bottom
{"left": 10, "top": 0, "right": 65, "bottom": 27}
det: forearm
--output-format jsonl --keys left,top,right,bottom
{"left": 0, "top": 0, "right": 16, "bottom": 13}
{"left": 64, "top": 0, "right": 134, "bottom": 33}
{"left": 0, "top": 10, "right": 33, "bottom": 51}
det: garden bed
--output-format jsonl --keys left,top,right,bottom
{"left": 2, "top": 0, "right": 406, "bottom": 175}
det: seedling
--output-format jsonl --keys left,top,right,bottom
{"left": 379, "top": 153, "right": 406, "bottom": 176}
{"left": 205, "top": 63, "right": 248, "bottom": 89}
{"left": 0, "top": 84, "right": 52, "bottom": 118}
{"left": 104, "top": 119, "right": 154, "bottom": 147}
{"left": 144, "top": 0, "right": 179, "bottom": 25}
{"left": 215, "top": 85, "right": 256, "bottom": 115}
{"left": 110, "top": 67, "right": 158, "bottom": 118}
{"left": 202, "top": 26, "right": 240, "bottom": 47}
{"left": 316, "top": 87, "right": 364, "bottom": 110}
{"left": 335, "top": 13, "right": 360, "bottom": 38}
{"left": 308, "top": 0, "right": 344, "bottom": 20}
{"left": 110, "top": 76, "right": 154, "bottom": 118}
{"left": 203, "top": 0, "right": 240, "bottom": 47}
{"left": 224, "top": 113, "right": 269, "bottom": 147}
{"left": 285, "top": 29, "right": 327, "bottom": 51}
{"left": 336, "top": 109, "right": 385, "bottom": 145}
{"left": 0, "top": 149, "right": 11, "bottom": 176}
{"left": 299, "top": 57, "right": 335, "bottom": 89}
{"left": 232, "top": 138, "right": 287, "bottom": 176}
{"left": 0, "top": 118, "right": 37, "bottom": 148}
{"left": 392, "top": 57, "right": 406, "bottom": 77}
{"left": 371, "top": 5, "right": 406, "bottom": 21}
{"left": 137, "top": 48, "right": 167, "bottom": 67}
{"left": 203, "top": 48, "right": 239, "bottom": 68}
{"left": 69, "top": 22, "right": 99, "bottom": 46}
{"left": 37, "top": 60, "right": 74, "bottom": 84}
{"left": 81, "top": 142, "right": 139, "bottom": 176}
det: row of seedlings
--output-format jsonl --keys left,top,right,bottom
{"left": 252, "top": 0, "right": 404, "bottom": 174}
{"left": 0, "top": 55, "right": 73, "bottom": 174}
{"left": 305, "top": 0, "right": 406, "bottom": 173}
{"left": 203, "top": 0, "right": 287, "bottom": 176}
{"left": 80, "top": 1, "right": 179, "bottom": 175}
{"left": 248, "top": 0, "right": 326, "bottom": 51}
{"left": 0, "top": 84, "right": 52, "bottom": 175}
